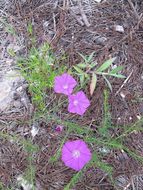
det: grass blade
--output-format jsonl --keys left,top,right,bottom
{"left": 108, "top": 74, "right": 126, "bottom": 78}
{"left": 109, "top": 66, "right": 124, "bottom": 74}
{"left": 73, "top": 66, "right": 84, "bottom": 74}
{"left": 96, "top": 57, "right": 116, "bottom": 72}
{"left": 87, "top": 52, "right": 95, "bottom": 62}
{"left": 103, "top": 75, "right": 112, "bottom": 91}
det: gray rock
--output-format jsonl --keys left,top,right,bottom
{"left": 94, "top": 36, "right": 107, "bottom": 46}
{"left": 0, "top": 70, "right": 30, "bottom": 112}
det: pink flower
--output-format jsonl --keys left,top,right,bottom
{"left": 55, "top": 125, "right": 64, "bottom": 133}
{"left": 68, "top": 91, "right": 90, "bottom": 115}
{"left": 62, "top": 140, "right": 92, "bottom": 171}
{"left": 54, "top": 73, "right": 77, "bottom": 95}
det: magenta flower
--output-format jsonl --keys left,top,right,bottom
{"left": 62, "top": 140, "right": 92, "bottom": 171}
{"left": 68, "top": 91, "right": 90, "bottom": 115}
{"left": 55, "top": 125, "right": 64, "bottom": 133}
{"left": 54, "top": 73, "right": 77, "bottom": 95}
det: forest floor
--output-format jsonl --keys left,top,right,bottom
{"left": 0, "top": 0, "right": 143, "bottom": 190}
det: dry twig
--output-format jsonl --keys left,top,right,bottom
{"left": 69, "top": 9, "right": 84, "bottom": 26}
{"left": 127, "top": 0, "right": 141, "bottom": 20}
{"left": 77, "top": 0, "right": 90, "bottom": 27}
{"left": 115, "top": 70, "right": 133, "bottom": 95}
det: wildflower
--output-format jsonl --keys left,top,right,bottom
{"left": 62, "top": 139, "right": 92, "bottom": 171}
{"left": 68, "top": 91, "right": 90, "bottom": 115}
{"left": 55, "top": 125, "right": 63, "bottom": 133}
{"left": 54, "top": 73, "right": 77, "bottom": 95}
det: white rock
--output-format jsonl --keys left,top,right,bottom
{"left": 17, "top": 176, "right": 33, "bottom": 190}
{"left": 115, "top": 25, "right": 124, "bottom": 33}
{"left": 31, "top": 125, "right": 39, "bottom": 138}
{"left": 98, "top": 147, "right": 110, "bottom": 154}
{"left": 120, "top": 92, "right": 126, "bottom": 99}
{"left": 111, "top": 64, "right": 117, "bottom": 70}
{"left": 136, "top": 115, "right": 141, "bottom": 120}
{"left": 94, "top": 0, "right": 102, "bottom": 3}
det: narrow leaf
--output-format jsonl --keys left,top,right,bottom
{"left": 103, "top": 75, "right": 112, "bottom": 91}
{"left": 109, "top": 66, "right": 124, "bottom": 74}
{"left": 90, "top": 73, "right": 97, "bottom": 96}
{"left": 84, "top": 73, "right": 89, "bottom": 78}
{"left": 77, "top": 63, "right": 87, "bottom": 68}
{"left": 96, "top": 57, "right": 116, "bottom": 72}
{"left": 80, "top": 74, "right": 85, "bottom": 86}
{"left": 89, "top": 62, "right": 97, "bottom": 68}
{"left": 87, "top": 52, "right": 95, "bottom": 62}
{"left": 108, "top": 74, "right": 126, "bottom": 78}
{"left": 73, "top": 66, "right": 83, "bottom": 74}
{"left": 78, "top": 53, "right": 87, "bottom": 62}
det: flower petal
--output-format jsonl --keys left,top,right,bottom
{"left": 54, "top": 73, "right": 77, "bottom": 95}
{"left": 61, "top": 140, "right": 92, "bottom": 171}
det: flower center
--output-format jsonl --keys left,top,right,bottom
{"left": 72, "top": 150, "right": 81, "bottom": 158}
{"left": 73, "top": 100, "right": 78, "bottom": 106}
{"left": 63, "top": 84, "right": 68, "bottom": 89}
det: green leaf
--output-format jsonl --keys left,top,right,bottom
{"left": 77, "top": 63, "right": 87, "bottom": 68}
{"left": 79, "top": 74, "right": 85, "bottom": 86}
{"left": 7, "top": 48, "right": 16, "bottom": 57}
{"left": 90, "top": 73, "right": 97, "bottom": 96}
{"left": 96, "top": 57, "right": 116, "bottom": 72}
{"left": 73, "top": 66, "right": 84, "bottom": 74}
{"left": 92, "top": 152, "right": 113, "bottom": 174}
{"left": 103, "top": 75, "right": 112, "bottom": 91}
{"left": 27, "top": 22, "right": 33, "bottom": 35}
{"left": 87, "top": 52, "right": 95, "bottom": 62}
{"left": 64, "top": 171, "right": 82, "bottom": 190}
{"left": 89, "top": 62, "right": 97, "bottom": 68}
{"left": 109, "top": 66, "right": 124, "bottom": 74}
{"left": 108, "top": 73, "right": 126, "bottom": 78}
{"left": 84, "top": 73, "right": 89, "bottom": 78}
{"left": 78, "top": 53, "right": 87, "bottom": 62}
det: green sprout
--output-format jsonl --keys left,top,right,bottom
{"left": 73, "top": 52, "right": 125, "bottom": 95}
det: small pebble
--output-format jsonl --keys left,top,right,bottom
{"left": 94, "top": 36, "right": 107, "bottom": 46}
{"left": 31, "top": 125, "right": 39, "bottom": 138}
{"left": 43, "top": 21, "right": 49, "bottom": 29}
{"left": 115, "top": 25, "right": 124, "bottom": 33}
{"left": 120, "top": 92, "right": 126, "bottom": 99}
{"left": 136, "top": 115, "right": 141, "bottom": 120}
{"left": 94, "top": 0, "right": 102, "bottom": 3}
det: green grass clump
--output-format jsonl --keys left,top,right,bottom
{"left": 18, "top": 43, "right": 65, "bottom": 111}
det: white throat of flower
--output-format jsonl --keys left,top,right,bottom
{"left": 63, "top": 84, "right": 68, "bottom": 89}
{"left": 72, "top": 150, "right": 81, "bottom": 158}
{"left": 73, "top": 100, "right": 78, "bottom": 106}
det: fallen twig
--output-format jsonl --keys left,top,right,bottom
{"left": 127, "top": 0, "right": 140, "bottom": 20}
{"left": 69, "top": 9, "right": 84, "bottom": 26}
{"left": 115, "top": 70, "right": 133, "bottom": 96}
{"left": 77, "top": 0, "right": 90, "bottom": 27}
